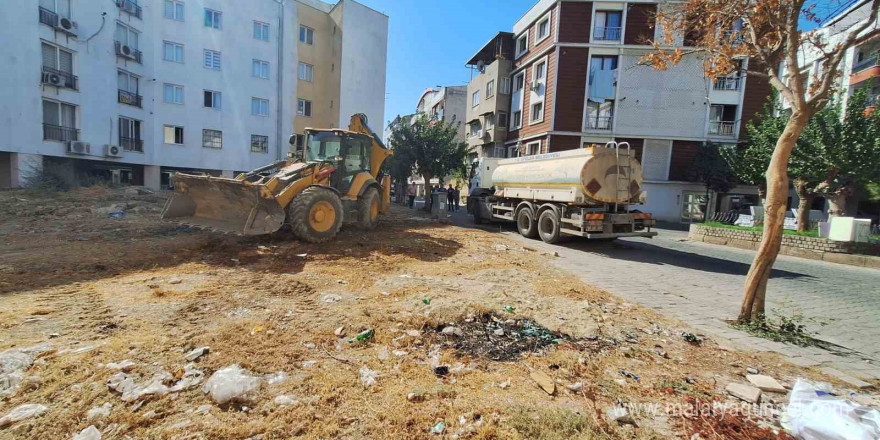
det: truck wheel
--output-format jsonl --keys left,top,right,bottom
{"left": 289, "top": 187, "right": 344, "bottom": 243}
{"left": 516, "top": 207, "right": 539, "bottom": 239}
{"left": 472, "top": 201, "right": 484, "bottom": 224}
{"left": 537, "top": 209, "right": 565, "bottom": 244}
{"left": 357, "top": 187, "right": 380, "bottom": 230}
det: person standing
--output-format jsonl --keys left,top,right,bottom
{"left": 406, "top": 182, "right": 416, "bottom": 208}
{"left": 446, "top": 184, "right": 455, "bottom": 212}
{"left": 454, "top": 186, "right": 461, "bottom": 211}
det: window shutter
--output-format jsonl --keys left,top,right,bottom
{"left": 204, "top": 91, "right": 211, "bottom": 107}
{"left": 42, "top": 100, "right": 59, "bottom": 126}
{"left": 41, "top": 43, "right": 56, "bottom": 69}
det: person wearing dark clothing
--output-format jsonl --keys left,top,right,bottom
{"left": 446, "top": 185, "right": 455, "bottom": 212}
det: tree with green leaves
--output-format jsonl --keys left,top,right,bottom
{"left": 387, "top": 115, "right": 468, "bottom": 202}
{"left": 689, "top": 142, "right": 737, "bottom": 220}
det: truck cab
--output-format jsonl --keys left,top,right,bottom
{"left": 467, "top": 157, "right": 499, "bottom": 222}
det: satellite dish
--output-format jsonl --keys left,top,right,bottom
{"left": 476, "top": 60, "right": 485, "bottom": 73}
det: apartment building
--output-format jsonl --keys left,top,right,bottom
{"left": 416, "top": 85, "right": 468, "bottom": 141}
{"left": 468, "top": 0, "right": 773, "bottom": 223}
{"left": 465, "top": 32, "right": 514, "bottom": 158}
{"left": 0, "top": 0, "right": 387, "bottom": 190}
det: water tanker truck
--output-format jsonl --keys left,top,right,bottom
{"left": 467, "top": 142, "right": 656, "bottom": 243}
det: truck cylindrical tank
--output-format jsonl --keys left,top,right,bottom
{"left": 491, "top": 146, "right": 644, "bottom": 205}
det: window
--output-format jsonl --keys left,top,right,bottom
{"left": 709, "top": 105, "right": 737, "bottom": 135}
{"left": 298, "top": 62, "right": 314, "bottom": 82}
{"left": 515, "top": 73, "right": 525, "bottom": 92}
{"left": 468, "top": 120, "right": 482, "bottom": 138}
{"left": 163, "top": 41, "right": 184, "bottom": 63}
{"left": 510, "top": 72, "right": 525, "bottom": 129}
{"left": 531, "top": 102, "right": 544, "bottom": 122}
{"left": 500, "top": 77, "right": 511, "bottom": 94}
{"left": 252, "top": 59, "right": 269, "bottom": 79}
{"left": 119, "top": 117, "right": 143, "bottom": 152}
{"left": 498, "top": 111, "right": 509, "bottom": 128}
{"left": 536, "top": 14, "right": 551, "bottom": 43}
{"left": 515, "top": 32, "right": 529, "bottom": 57}
{"left": 485, "top": 113, "right": 495, "bottom": 130}
{"left": 115, "top": 23, "right": 139, "bottom": 49}
{"left": 41, "top": 42, "right": 73, "bottom": 74}
{"left": 525, "top": 141, "right": 541, "bottom": 156}
{"left": 251, "top": 98, "right": 269, "bottom": 116}
{"left": 117, "top": 70, "right": 139, "bottom": 94}
{"left": 202, "top": 129, "right": 222, "bottom": 149}
{"left": 297, "top": 99, "right": 312, "bottom": 117}
{"left": 164, "top": 0, "right": 184, "bottom": 21}
{"left": 204, "top": 90, "right": 221, "bottom": 109}
{"left": 493, "top": 145, "right": 506, "bottom": 158}
{"left": 164, "top": 125, "right": 184, "bottom": 144}
{"left": 512, "top": 110, "right": 522, "bottom": 129}
{"left": 40, "top": 0, "right": 70, "bottom": 16}
{"left": 253, "top": 21, "right": 270, "bottom": 41}
{"left": 204, "top": 50, "right": 221, "bottom": 70}
{"left": 486, "top": 80, "right": 495, "bottom": 98}
{"left": 251, "top": 134, "right": 269, "bottom": 153}
{"left": 535, "top": 61, "right": 547, "bottom": 81}
{"left": 472, "top": 90, "right": 480, "bottom": 107}
{"left": 299, "top": 25, "right": 314, "bottom": 44}
{"left": 42, "top": 99, "right": 77, "bottom": 141}
{"left": 204, "top": 8, "right": 221, "bottom": 29}
{"left": 593, "top": 11, "right": 622, "bottom": 41}
{"left": 163, "top": 84, "right": 184, "bottom": 104}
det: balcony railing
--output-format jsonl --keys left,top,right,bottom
{"left": 118, "top": 89, "right": 142, "bottom": 107}
{"left": 709, "top": 121, "right": 737, "bottom": 136}
{"left": 852, "top": 54, "right": 878, "bottom": 73}
{"left": 120, "top": 137, "right": 144, "bottom": 152}
{"left": 115, "top": 0, "right": 142, "bottom": 19}
{"left": 593, "top": 26, "right": 621, "bottom": 41}
{"left": 39, "top": 6, "right": 59, "bottom": 27}
{"left": 41, "top": 66, "right": 78, "bottom": 90}
{"left": 586, "top": 114, "right": 613, "bottom": 130}
{"left": 114, "top": 41, "right": 142, "bottom": 64}
{"left": 713, "top": 76, "right": 741, "bottom": 91}
{"left": 43, "top": 124, "right": 79, "bottom": 142}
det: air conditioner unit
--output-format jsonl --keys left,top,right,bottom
{"left": 104, "top": 144, "right": 123, "bottom": 158}
{"left": 67, "top": 141, "right": 91, "bottom": 155}
{"left": 43, "top": 72, "right": 64, "bottom": 87}
{"left": 56, "top": 17, "right": 77, "bottom": 35}
{"left": 121, "top": 45, "right": 133, "bottom": 57}
{"left": 530, "top": 81, "right": 541, "bottom": 92}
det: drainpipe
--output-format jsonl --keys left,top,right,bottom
{"left": 274, "top": 0, "right": 285, "bottom": 161}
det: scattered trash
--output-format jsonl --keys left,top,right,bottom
{"left": 358, "top": 365, "right": 378, "bottom": 387}
{"left": 264, "top": 371, "right": 288, "bottom": 386}
{"left": 746, "top": 374, "right": 787, "bottom": 393}
{"left": 406, "top": 329, "right": 422, "bottom": 338}
{"left": 498, "top": 378, "right": 511, "bottom": 389}
{"left": 185, "top": 346, "right": 210, "bottom": 362}
{"left": 0, "top": 344, "right": 51, "bottom": 398}
{"left": 202, "top": 365, "right": 262, "bottom": 404}
{"left": 334, "top": 326, "right": 346, "bottom": 337}
{"left": 493, "top": 328, "right": 504, "bottom": 336}
{"left": 321, "top": 294, "right": 343, "bottom": 303}
{"left": 566, "top": 382, "right": 583, "bottom": 392}
{"left": 440, "top": 326, "right": 463, "bottom": 336}
{"left": 168, "top": 277, "right": 183, "bottom": 285}
{"left": 434, "top": 366, "right": 450, "bottom": 377}
{"left": 274, "top": 395, "right": 298, "bottom": 406}
{"left": 619, "top": 369, "right": 640, "bottom": 382}
{"left": 0, "top": 403, "right": 48, "bottom": 427}
{"left": 606, "top": 406, "right": 637, "bottom": 426}
{"left": 503, "top": 305, "right": 515, "bottom": 314}
{"left": 746, "top": 367, "right": 759, "bottom": 375}
{"left": 429, "top": 314, "right": 571, "bottom": 361}
{"left": 726, "top": 382, "right": 762, "bottom": 404}
{"left": 430, "top": 421, "right": 446, "bottom": 434}
{"left": 86, "top": 403, "right": 112, "bottom": 421}
{"left": 106, "top": 360, "right": 137, "bottom": 371}
{"left": 377, "top": 347, "right": 390, "bottom": 361}
{"left": 681, "top": 332, "right": 703, "bottom": 345}
{"left": 392, "top": 350, "right": 408, "bottom": 357}
{"left": 73, "top": 425, "right": 102, "bottom": 440}
{"left": 303, "top": 342, "right": 317, "bottom": 349}
{"left": 108, "top": 211, "right": 125, "bottom": 219}
{"left": 493, "top": 244, "right": 509, "bottom": 252}
{"left": 169, "top": 364, "right": 205, "bottom": 392}
{"left": 422, "top": 298, "right": 432, "bottom": 305}
{"left": 784, "top": 379, "right": 880, "bottom": 440}
{"left": 530, "top": 371, "right": 556, "bottom": 395}
{"left": 352, "top": 328, "right": 375, "bottom": 343}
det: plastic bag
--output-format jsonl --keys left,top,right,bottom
{"left": 201, "top": 365, "right": 262, "bottom": 404}
{"left": 784, "top": 379, "right": 880, "bottom": 440}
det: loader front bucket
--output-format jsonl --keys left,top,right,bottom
{"left": 161, "top": 174, "right": 286, "bottom": 235}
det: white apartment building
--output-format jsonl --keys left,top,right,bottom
{"left": 0, "top": 0, "right": 387, "bottom": 190}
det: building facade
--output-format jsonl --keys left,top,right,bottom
{"left": 465, "top": 32, "right": 514, "bottom": 159}
{"left": 0, "top": 0, "right": 387, "bottom": 190}
{"left": 468, "top": 0, "right": 772, "bottom": 223}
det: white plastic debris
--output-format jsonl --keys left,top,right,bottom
{"left": 73, "top": 425, "right": 102, "bottom": 440}
{"left": 264, "top": 371, "right": 288, "bottom": 386}
{"left": 274, "top": 395, "right": 298, "bottom": 406}
{"left": 0, "top": 403, "right": 49, "bottom": 427}
{"left": 0, "top": 344, "right": 51, "bottom": 397}
{"left": 201, "top": 365, "right": 262, "bottom": 404}
{"left": 184, "top": 346, "right": 210, "bottom": 362}
{"left": 170, "top": 364, "right": 205, "bottom": 392}
{"left": 358, "top": 365, "right": 378, "bottom": 387}
{"left": 105, "top": 360, "right": 136, "bottom": 372}
{"left": 783, "top": 379, "right": 880, "bottom": 440}
{"left": 86, "top": 402, "right": 112, "bottom": 420}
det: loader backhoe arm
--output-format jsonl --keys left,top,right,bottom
{"left": 348, "top": 113, "right": 393, "bottom": 177}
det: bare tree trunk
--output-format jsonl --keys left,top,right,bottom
{"left": 826, "top": 186, "right": 850, "bottom": 217}
{"left": 794, "top": 180, "right": 814, "bottom": 232}
{"left": 421, "top": 173, "right": 433, "bottom": 211}
{"left": 757, "top": 182, "right": 767, "bottom": 202}
{"left": 739, "top": 112, "right": 808, "bottom": 322}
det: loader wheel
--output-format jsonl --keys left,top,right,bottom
{"left": 537, "top": 209, "right": 565, "bottom": 244}
{"left": 289, "top": 187, "right": 343, "bottom": 243}
{"left": 516, "top": 207, "right": 539, "bottom": 239}
{"left": 358, "top": 187, "right": 380, "bottom": 230}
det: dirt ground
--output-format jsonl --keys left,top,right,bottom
{"left": 0, "top": 187, "right": 875, "bottom": 439}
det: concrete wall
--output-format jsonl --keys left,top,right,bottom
{"left": 337, "top": 0, "right": 388, "bottom": 131}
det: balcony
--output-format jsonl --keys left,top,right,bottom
{"left": 43, "top": 124, "right": 79, "bottom": 142}
{"left": 114, "top": 41, "right": 142, "bottom": 64}
{"left": 593, "top": 26, "right": 621, "bottom": 42}
{"left": 709, "top": 121, "right": 737, "bottom": 136}
{"left": 38, "top": 6, "right": 59, "bottom": 27}
{"left": 585, "top": 114, "right": 613, "bottom": 130}
{"left": 713, "top": 76, "right": 741, "bottom": 91}
{"left": 41, "top": 66, "right": 78, "bottom": 90}
{"left": 118, "top": 90, "right": 142, "bottom": 107}
{"left": 853, "top": 53, "right": 878, "bottom": 73}
{"left": 120, "top": 137, "right": 144, "bottom": 152}
{"left": 115, "top": 0, "right": 142, "bottom": 19}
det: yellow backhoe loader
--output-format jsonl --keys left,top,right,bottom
{"left": 161, "top": 113, "right": 393, "bottom": 243}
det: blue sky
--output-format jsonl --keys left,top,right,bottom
{"left": 358, "top": 0, "right": 849, "bottom": 129}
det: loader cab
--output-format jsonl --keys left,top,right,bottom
{"left": 303, "top": 129, "right": 372, "bottom": 193}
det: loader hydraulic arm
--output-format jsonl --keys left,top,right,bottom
{"left": 348, "top": 113, "right": 393, "bottom": 177}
